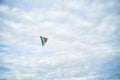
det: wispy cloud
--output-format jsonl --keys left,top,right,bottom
{"left": 0, "top": 0, "right": 120, "bottom": 80}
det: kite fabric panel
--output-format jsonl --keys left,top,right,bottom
{"left": 40, "top": 36, "right": 48, "bottom": 46}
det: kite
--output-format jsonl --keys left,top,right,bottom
{"left": 40, "top": 36, "right": 48, "bottom": 46}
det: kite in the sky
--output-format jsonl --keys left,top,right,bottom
{"left": 40, "top": 36, "right": 48, "bottom": 46}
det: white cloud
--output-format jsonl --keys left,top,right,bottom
{"left": 0, "top": 5, "right": 9, "bottom": 13}
{"left": 0, "top": 0, "right": 120, "bottom": 80}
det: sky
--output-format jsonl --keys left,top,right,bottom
{"left": 0, "top": 0, "right": 120, "bottom": 80}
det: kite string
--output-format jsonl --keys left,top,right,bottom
{"left": 32, "top": 35, "right": 42, "bottom": 45}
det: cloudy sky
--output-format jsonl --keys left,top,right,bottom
{"left": 0, "top": 0, "right": 120, "bottom": 80}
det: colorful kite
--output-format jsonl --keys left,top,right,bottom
{"left": 40, "top": 36, "right": 48, "bottom": 46}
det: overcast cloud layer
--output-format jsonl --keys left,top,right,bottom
{"left": 0, "top": 0, "right": 120, "bottom": 80}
